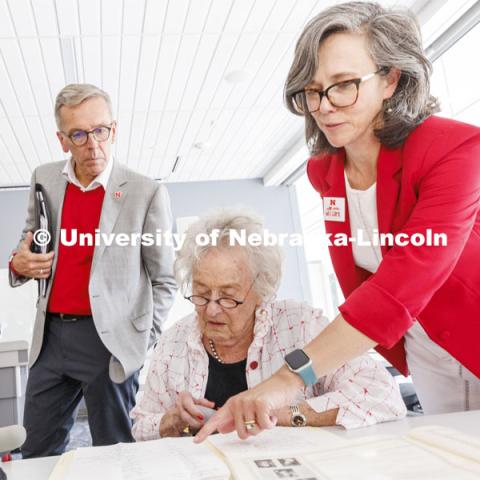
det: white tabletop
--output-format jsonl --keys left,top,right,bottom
{"left": 2, "top": 410, "right": 479, "bottom": 480}
{"left": 325, "top": 409, "right": 480, "bottom": 439}
{"left": 1, "top": 454, "right": 57, "bottom": 480}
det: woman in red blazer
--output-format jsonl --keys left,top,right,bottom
{"left": 196, "top": 1, "right": 479, "bottom": 441}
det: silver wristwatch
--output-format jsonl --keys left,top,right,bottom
{"left": 290, "top": 405, "right": 307, "bottom": 427}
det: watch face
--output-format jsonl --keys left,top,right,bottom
{"left": 292, "top": 414, "right": 306, "bottom": 427}
{"left": 285, "top": 349, "right": 310, "bottom": 370}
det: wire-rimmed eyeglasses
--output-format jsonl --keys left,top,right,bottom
{"left": 185, "top": 275, "right": 258, "bottom": 310}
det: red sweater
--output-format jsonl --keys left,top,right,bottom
{"left": 48, "top": 184, "right": 105, "bottom": 315}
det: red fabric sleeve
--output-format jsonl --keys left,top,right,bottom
{"left": 340, "top": 133, "right": 480, "bottom": 348}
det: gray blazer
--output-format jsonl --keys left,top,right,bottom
{"left": 10, "top": 160, "right": 177, "bottom": 382}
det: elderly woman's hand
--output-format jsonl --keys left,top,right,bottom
{"left": 160, "top": 391, "right": 215, "bottom": 438}
{"left": 194, "top": 367, "right": 303, "bottom": 443}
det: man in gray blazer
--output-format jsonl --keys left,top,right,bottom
{"left": 9, "top": 84, "right": 177, "bottom": 458}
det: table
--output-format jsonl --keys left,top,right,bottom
{"left": 1, "top": 454, "right": 57, "bottom": 480}
{"left": 2, "top": 410, "right": 479, "bottom": 480}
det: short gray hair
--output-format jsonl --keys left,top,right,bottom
{"left": 55, "top": 83, "right": 113, "bottom": 129}
{"left": 175, "top": 207, "right": 283, "bottom": 302}
{"left": 284, "top": 1, "right": 439, "bottom": 154}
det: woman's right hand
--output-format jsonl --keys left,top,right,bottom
{"left": 160, "top": 392, "right": 215, "bottom": 437}
{"left": 195, "top": 366, "right": 303, "bottom": 442}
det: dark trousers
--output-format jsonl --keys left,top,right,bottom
{"left": 21, "top": 314, "right": 139, "bottom": 458}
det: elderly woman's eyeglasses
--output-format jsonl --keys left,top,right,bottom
{"left": 291, "top": 68, "right": 387, "bottom": 113}
{"left": 185, "top": 276, "right": 257, "bottom": 310}
{"left": 63, "top": 124, "right": 113, "bottom": 146}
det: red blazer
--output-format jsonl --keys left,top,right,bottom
{"left": 307, "top": 116, "right": 480, "bottom": 377}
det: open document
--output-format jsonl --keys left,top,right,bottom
{"left": 56, "top": 437, "right": 230, "bottom": 480}
{"left": 213, "top": 425, "right": 480, "bottom": 480}
{"left": 50, "top": 425, "right": 480, "bottom": 480}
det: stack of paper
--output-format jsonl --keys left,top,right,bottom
{"left": 49, "top": 425, "right": 480, "bottom": 480}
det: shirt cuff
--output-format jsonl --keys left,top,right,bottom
{"left": 307, "top": 392, "right": 377, "bottom": 430}
{"left": 131, "top": 412, "right": 164, "bottom": 442}
{"left": 9, "top": 252, "right": 21, "bottom": 277}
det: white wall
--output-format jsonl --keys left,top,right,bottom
{"left": 0, "top": 269, "right": 36, "bottom": 342}
{"left": 0, "top": 177, "right": 309, "bottom": 343}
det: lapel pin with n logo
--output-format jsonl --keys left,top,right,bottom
{"left": 114, "top": 191, "right": 123, "bottom": 200}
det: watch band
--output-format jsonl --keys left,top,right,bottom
{"left": 297, "top": 363, "right": 317, "bottom": 386}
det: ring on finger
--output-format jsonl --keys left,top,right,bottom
{"left": 39, "top": 269, "right": 44, "bottom": 274}
{"left": 244, "top": 419, "right": 256, "bottom": 431}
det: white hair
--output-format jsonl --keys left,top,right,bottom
{"left": 175, "top": 207, "right": 283, "bottom": 302}
{"left": 55, "top": 83, "right": 113, "bottom": 129}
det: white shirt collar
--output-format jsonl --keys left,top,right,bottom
{"left": 62, "top": 156, "right": 113, "bottom": 192}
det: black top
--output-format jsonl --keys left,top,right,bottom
{"left": 204, "top": 352, "right": 248, "bottom": 408}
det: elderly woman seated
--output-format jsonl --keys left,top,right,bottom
{"left": 131, "top": 208, "right": 406, "bottom": 440}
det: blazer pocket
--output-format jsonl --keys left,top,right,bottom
{"left": 131, "top": 312, "right": 152, "bottom": 332}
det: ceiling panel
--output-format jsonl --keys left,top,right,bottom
{"left": 82, "top": 36, "right": 102, "bottom": 86}
{"left": 78, "top": 0, "right": 101, "bottom": 37}
{"left": 163, "top": 0, "right": 190, "bottom": 35}
{"left": 56, "top": 0, "right": 80, "bottom": 37}
{"left": 0, "top": 0, "right": 460, "bottom": 187}
{"left": 19, "top": 38, "right": 56, "bottom": 115}
{"left": 123, "top": 0, "right": 146, "bottom": 36}
{"left": 0, "top": 0, "right": 14, "bottom": 38}
{"left": 143, "top": 0, "right": 168, "bottom": 36}
{"left": 7, "top": 0, "right": 36, "bottom": 37}
{"left": 31, "top": 0, "right": 58, "bottom": 37}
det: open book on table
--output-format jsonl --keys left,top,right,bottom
{"left": 49, "top": 425, "right": 480, "bottom": 480}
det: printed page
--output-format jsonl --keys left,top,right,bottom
{"left": 209, "top": 426, "right": 347, "bottom": 459}
{"left": 62, "top": 444, "right": 122, "bottom": 479}
{"left": 222, "top": 433, "right": 388, "bottom": 480}
{"left": 61, "top": 437, "right": 230, "bottom": 480}
{"left": 227, "top": 453, "right": 321, "bottom": 480}
{"left": 301, "top": 435, "right": 480, "bottom": 480}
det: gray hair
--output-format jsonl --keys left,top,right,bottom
{"left": 284, "top": 1, "right": 439, "bottom": 154}
{"left": 55, "top": 83, "right": 113, "bottom": 129}
{"left": 175, "top": 207, "right": 283, "bottom": 302}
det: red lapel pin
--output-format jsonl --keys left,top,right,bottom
{"left": 114, "top": 191, "right": 123, "bottom": 200}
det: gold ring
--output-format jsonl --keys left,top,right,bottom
{"left": 244, "top": 420, "right": 256, "bottom": 431}
{"left": 39, "top": 269, "right": 44, "bottom": 274}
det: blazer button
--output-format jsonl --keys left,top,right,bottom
{"left": 439, "top": 330, "right": 451, "bottom": 341}
{"left": 249, "top": 361, "right": 258, "bottom": 370}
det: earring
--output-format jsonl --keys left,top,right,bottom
{"left": 383, "top": 99, "right": 393, "bottom": 114}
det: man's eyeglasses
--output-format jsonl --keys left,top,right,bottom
{"left": 185, "top": 275, "right": 258, "bottom": 310}
{"left": 291, "top": 68, "right": 388, "bottom": 113}
{"left": 63, "top": 124, "right": 113, "bottom": 146}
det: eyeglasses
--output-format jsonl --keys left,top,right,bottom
{"left": 63, "top": 124, "right": 113, "bottom": 146}
{"left": 185, "top": 275, "right": 258, "bottom": 310}
{"left": 291, "top": 68, "right": 387, "bottom": 113}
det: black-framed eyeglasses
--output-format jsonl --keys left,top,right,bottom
{"left": 291, "top": 68, "right": 388, "bottom": 113}
{"left": 62, "top": 124, "right": 113, "bottom": 146}
{"left": 185, "top": 275, "right": 258, "bottom": 310}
